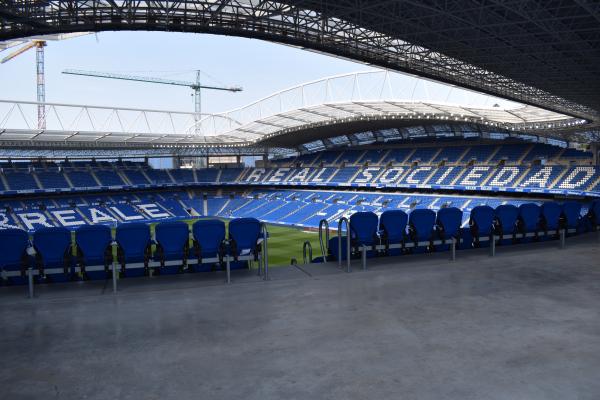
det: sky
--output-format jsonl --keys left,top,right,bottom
{"left": 0, "top": 30, "right": 514, "bottom": 115}
{"left": 0, "top": 30, "right": 518, "bottom": 168}
{"left": 0, "top": 31, "right": 380, "bottom": 114}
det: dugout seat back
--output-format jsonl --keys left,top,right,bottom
{"left": 561, "top": 201, "right": 582, "bottom": 231}
{"left": 0, "top": 228, "right": 30, "bottom": 279}
{"left": 154, "top": 221, "right": 190, "bottom": 273}
{"left": 349, "top": 211, "right": 379, "bottom": 248}
{"left": 228, "top": 218, "right": 262, "bottom": 261}
{"left": 407, "top": 208, "right": 436, "bottom": 244}
{"left": 588, "top": 199, "right": 600, "bottom": 228}
{"left": 192, "top": 219, "right": 226, "bottom": 271}
{"left": 379, "top": 210, "right": 408, "bottom": 244}
{"left": 155, "top": 221, "right": 189, "bottom": 258}
{"left": 33, "top": 227, "right": 73, "bottom": 280}
{"left": 115, "top": 223, "right": 151, "bottom": 276}
{"left": 494, "top": 204, "right": 519, "bottom": 239}
{"left": 517, "top": 203, "right": 541, "bottom": 234}
{"left": 75, "top": 224, "right": 113, "bottom": 279}
{"left": 436, "top": 207, "right": 463, "bottom": 244}
{"left": 541, "top": 202, "right": 562, "bottom": 233}
{"left": 469, "top": 205, "right": 494, "bottom": 245}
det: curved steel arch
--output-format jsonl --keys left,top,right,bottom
{"left": 0, "top": 0, "right": 597, "bottom": 125}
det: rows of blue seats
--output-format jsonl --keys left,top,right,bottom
{"left": 212, "top": 189, "right": 546, "bottom": 229}
{"left": 229, "top": 165, "right": 600, "bottom": 196}
{"left": 2, "top": 163, "right": 599, "bottom": 198}
{"left": 0, "top": 218, "right": 265, "bottom": 285}
{"left": 1, "top": 187, "right": 594, "bottom": 233}
{"left": 324, "top": 200, "right": 600, "bottom": 262}
{"left": 274, "top": 142, "right": 592, "bottom": 167}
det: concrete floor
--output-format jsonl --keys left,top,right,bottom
{"left": 1, "top": 235, "right": 600, "bottom": 400}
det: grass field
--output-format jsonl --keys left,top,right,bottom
{"left": 263, "top": 224, "right": 321, "bottom": 265}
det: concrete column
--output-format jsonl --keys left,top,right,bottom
{"left": 592, "top": 143, "right": 599, "bottom": 166}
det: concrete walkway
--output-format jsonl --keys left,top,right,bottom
{"left": 1, "top": 235, "right": 599, "bottom": 399}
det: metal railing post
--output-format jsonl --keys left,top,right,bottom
{"left": 490, "top": 235, "right": 496, "bottom": 257}
{"left": 451, "top": 237, "right": 456, "bottom": 262}
{"left": 226, "top": 255, "right": 231, "bottom": 284}
{"left": 337, "top": 217, "right": 351, "bottom": 273}
{"left": 318, "top": 219, "right": 329, "bottom": 262}
{"left": 303, "top": 241, "right": 312, "bottom": 265}
{"left": 361, "top": 245, "right": 367, "bottom": 270}
{"left": 27, "top": 267, "right": 34, "bottom": 299}
{"left": 560, "top": 229, "right": 566, "bottom": 249}
{"left": 111, "top": 241, "right": 118, "bottom": 293}
{"left": 262, "top": 223, "right": 269, "bottom": 281}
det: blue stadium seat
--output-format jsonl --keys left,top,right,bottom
{"left": 349, "top": 211, "right": 379, "bottom": 252}
{"left": 517, "top": 203, "right": 541, "bottom": 240}
{"left": 493, "top": 204, "right": 519, "bottom": 242}
{"left": 75, "top": 225, "right": 113, "bottom": 280}
{"left": 407, "top": 209, "right": 436, "bottom": 250}
{"left": 0, "top": 228, "right": 31, "bottom": 284}
{"left": 435, "top": 207, "right": 463, "bottom": 247}
{"left": 540, "top": 202, "right": 562, "bottom": 237}
{"left": 469, "top": 205, "right": 494, "bottom": 246}
{"left": 192, "top": 219, "right": 226, "bottom": 272}
{"left": 115, "top": 223, "right": 151, "bottom": 277}
{"left": 587, "top": 199, "right": 600, "bottom": 230}
{"left": 228, "top": 218, "right": 262, "bottom": 266}
{"left": 153, "top": 221, "right": 190, "bottom": 274}
{"left": 32, "top": 227, "right": 73, "bottom": 282}
{"left": 561, "top": 201, "right": 582, "bottom": 233}
{"left": 379, "top": 209, "right": 408, "bottom": 255}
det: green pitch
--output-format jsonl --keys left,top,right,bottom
{"left": 264, "top": 224, "right": 321, "bottom": 266}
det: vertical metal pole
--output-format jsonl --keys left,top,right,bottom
{"left": 451, "top": 237, "right": 456, "bottom": 262}
{"left": 338, "top": 217, "right": 351, "bottom": 272}
{"left": 319, "top": 219, "right": 329, "bottom": 262}
{"left": 361, "top": 245, "right": 367, "bottom": 270}
{"left": 263, "top": 224, "right": 269, "bottom": 281}
{"left": 346, "top": 222, "right": 351, "bottom": 273}
{"left": 226, "top": 256, "right": 231, "bottom": 284}
{"left": 337, "top": 220, "right": 343, "bottom": 268}
{"left": 490, "top": 235, "right": 496, "bottom": 257}
{"left": 111, "top": 242, "right": 118, "bottom": 293}
{"left": 27, "top": 267, "right": 34, "bottom": 299}
{"left": 560, "top": 229, "right": 566, "bottom": 249}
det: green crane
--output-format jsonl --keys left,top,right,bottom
{"left": 62, "top": 69, "right": 243, "bottom": 129}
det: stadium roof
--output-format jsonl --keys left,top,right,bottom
{"left": 0, "top": 71, "right": 592, "bottom": 151}
{"left": 0, "top": 0, "right": 598, "bottom": 127}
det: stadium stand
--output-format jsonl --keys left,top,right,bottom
{"left": 1, "top": 137, "right": 598, "bottom": 288}
{"left": 3, "top": 140, "right": 597, "bottom": 198}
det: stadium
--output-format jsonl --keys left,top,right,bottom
{"left": 1, "top": 2, "right": 599, "bottom": 399}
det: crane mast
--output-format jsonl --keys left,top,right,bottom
{"left": 36, "top": 41, "right": 46, "bottom": 129}
{"left": 1, "top": 39, "right": 47, "bottom": 129}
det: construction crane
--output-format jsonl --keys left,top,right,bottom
{"left": 1, "top": 40, "right": 47, "bottom": 129}
{"left": 62, "top": 69, "right": 243, "bottom": 130}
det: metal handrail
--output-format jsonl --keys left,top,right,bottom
{"left": 261, "top": 223, "right": 269, "bottom": 281}
{"left": 303, "top": 241, "right": 313, "bottom": 265}
{"left": 318, "top": 219, "right": 330, "bottom": 261}
{"left": 337, "top": 217, "right": 351, "bottom": 273}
